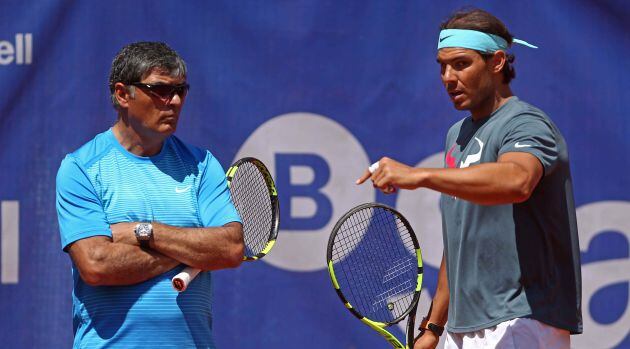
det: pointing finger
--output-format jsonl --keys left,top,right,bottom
{"left": 356, "top": 169, "right": 372, "bottom": 185}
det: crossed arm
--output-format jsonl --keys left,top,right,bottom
{"left": 68, "top": 222, "right": 244, "bottom": 286}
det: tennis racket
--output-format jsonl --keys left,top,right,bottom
{"left": 172, "top": 157, "right": 280, "bottom": 292}
{"left": 326, "top": 203, "right": 423, "bottom": 348}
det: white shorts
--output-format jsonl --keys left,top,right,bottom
{"left": 444, "top": 318, "right": 569, "bottom": 349}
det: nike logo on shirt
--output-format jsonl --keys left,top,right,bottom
{"left": 514, "top": 142, "right": 532, "bottom": 148}
{"left": 175, "top": 185, "right": 192, "bottom": 193}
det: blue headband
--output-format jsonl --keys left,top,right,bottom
{"left": 437, "top": 29, "right": 538, "bottom": 52}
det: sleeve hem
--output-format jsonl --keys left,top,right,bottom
{"left": 498, "top": 148, "right": 549, "bottom": 176}
{"left": 211, "top": 216, "right": 242, "bottom": 228}
{"left": 61, "top": 228, "right": 112, "bottom": 252}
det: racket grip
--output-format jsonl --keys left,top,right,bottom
{"left": 172, "top": 267, "right": 201, "bottom": 292}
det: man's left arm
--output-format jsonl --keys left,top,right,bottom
{"left": 111, "top": 222, "right": 243, "bottom": 271}
{"left": 112, "top": 151, "right": 244, "bottom": 271}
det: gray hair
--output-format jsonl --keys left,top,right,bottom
{"left": 108, "top": 42, "right": 187, "bottom": 109}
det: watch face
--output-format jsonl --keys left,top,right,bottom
{"left": 136, "top": 223, "right": 152, "bottom": 240}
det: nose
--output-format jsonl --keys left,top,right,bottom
{"left": 441, "top": 65, "right": 457, "bottom": 87}
{"left": 167, "top": 92, "right": 184, "bottom": 106}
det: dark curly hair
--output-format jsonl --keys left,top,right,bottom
{"left": 440, "top": 9, "right": 516, "bottom": 83}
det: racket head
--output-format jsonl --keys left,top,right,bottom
{"left": 226, "top": 157, "right": 279, "bottom": 261}
{"left": 327, "top": 203, "right": 423, "bottom": 327}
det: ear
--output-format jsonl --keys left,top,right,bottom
{"left": 113, "top": 82, "right": 132, "bottom": 108}
{"left": 489, "top": 50, "right": 507, "bottom": 75}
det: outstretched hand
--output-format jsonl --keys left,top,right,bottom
{"left": 356, "top": 157, "right": 422, "bottom": 193}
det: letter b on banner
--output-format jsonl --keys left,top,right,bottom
{"left": 234, "top": 113, "right": 373, "bottom": 271}
{"left": 275, "top": 153, "right": 332, "bottom": 230}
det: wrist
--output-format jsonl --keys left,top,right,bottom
{"left": 413, "top": 169, "right": 430, "bottom": 188}
{"left": 419, "top": 327, "right": 440, "bottom": 341}
{"left": 134, "top": 222, "right": 154, "bottom": 248}
{"left": 419, "top": 317, "right": 445, "bottom": 337}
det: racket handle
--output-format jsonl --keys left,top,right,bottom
{"left": 172, "top": 267, "right": 201, "bottom": 292}
{"left": 406, "top": 308, "right": 418, "bottom": 348}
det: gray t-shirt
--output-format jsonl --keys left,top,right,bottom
{"left": 439, "top": 96, "right": 582, "bottom": 334}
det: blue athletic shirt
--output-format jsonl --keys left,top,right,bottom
{"left": 55, "top": 128, "right": 241, "bottom": 348}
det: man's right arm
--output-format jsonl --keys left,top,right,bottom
{"left": 67, "top": 236, "right": 180, "bottom": 286}
{"left": 414, "top": 254, "right": 449, "bottom": 349}
{"left": 57, "top": 157, "right": 179, "bottom": 286}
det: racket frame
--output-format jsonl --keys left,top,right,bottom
{"left": 226, "top": 157, "right": 280, "bottom": 261}
{"left": 172, "top": 157, "right": 280, "bottom": 292}
{"left": 326, "top": 202, "right": 423, "bottom": 348}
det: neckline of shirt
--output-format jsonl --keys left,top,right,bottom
{"left": 106, "top": 128, "right": 171, "bottom": 163}
{"left": 470, "top": 96, "right": 519, "bottom": 124}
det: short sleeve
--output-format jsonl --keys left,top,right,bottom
{"left": 498, "top": 113, "right": 559, "bottom": 175}
{"left": 197, "top": 152, "right": 241, "bottom": 227}
{"left": 56, "top": 156, "right": 111, "bottom": 251}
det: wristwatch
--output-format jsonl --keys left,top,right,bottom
{"left": 420, "top": 317, "right": 444, "bottom": 337}
{"left": 134, "top": 222, "right": 153, "bottom": 248}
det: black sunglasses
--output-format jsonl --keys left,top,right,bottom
{"left": 130, "top": 82, "right": 190, "bottom": 101}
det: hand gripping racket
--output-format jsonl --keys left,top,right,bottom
{"left": 172, "top": 157, "right": 280, "bottom": 292}
{"left": 327, "top": 203, "right": 423, "bottom": 348}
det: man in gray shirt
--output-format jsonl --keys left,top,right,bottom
{"left": 357, "top": 9, "right": 582, "bottom": 349}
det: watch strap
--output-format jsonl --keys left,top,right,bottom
{"left": 427, "top": 322, "right": 444, "bottom": 336}
{"left": 419, "top": 317, "right": 445, "bottom": 337}
{"left": 138, "top": 237, "right": 150, "bottom": 248}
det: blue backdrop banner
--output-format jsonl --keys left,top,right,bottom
{"left": 0, "top": 1, "right": 628, "bottom": 348}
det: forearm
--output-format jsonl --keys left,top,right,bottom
{"left": 150, "top": 222, "right": 244, "bottom": 271}
{"left": 425, "top": 254, "right": 449, "bottom": 326}
{"left": 71, "top": 238, "right": 180, "bottom": 286}
{"left": 416, "top": 162, "right": 534, "bottom": 205}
